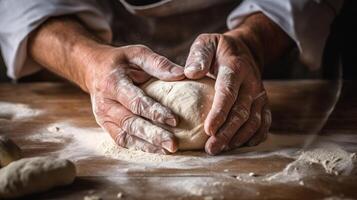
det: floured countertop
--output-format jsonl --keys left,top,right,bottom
{"left": 1, "top": 80, "right": 357, "bottom": 200}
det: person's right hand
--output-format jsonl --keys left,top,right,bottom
{"left": 85, "top": 45, "right": 185, "bottom": 154}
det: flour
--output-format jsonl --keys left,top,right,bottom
{"left": 22, "top": 122, "right": 295, "bottom": 169}
{"left": 299, "top": 143, "right": 355, "bottom": 175}
{"left": 233, "top": 142, "right": 357, "bottom": 185}
{"left": 265, "top": 143, "right": 357, "bottom": 183}
{"left": 21, "top": 121, "right": 357, "bottom": 183}
{"left": 0, "top": 102, "right": 43, "bottom": 121}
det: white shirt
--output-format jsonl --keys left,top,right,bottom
{"left": 0, "top": 0, "right": 343, "bottom": 79}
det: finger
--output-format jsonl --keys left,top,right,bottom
{"left": 109, "top": 68, "right": 178, "bottom": 126}
{"left": 204, "top": 62, "right": 245, "bottom": 136}
{"left": 184, "top": 34, "right": 218, "bottom": 79}
{"left": 246, "top": 104, "right": 271, "bottom": 147}
{"left": 102, "top": 121, "right": 168, "bottom": 154}
{"left": 204, "top": 86, "right": 253, "bottom": 155}
{"left": 126, "top": 45, "right": 185, "bottom": 81}
{"left": 100, "top": 99, "right": 178, "bottom": 153}
{"left": 229, "top": 91, "right": 267, "bottom": 149}
{"left": 121, "top": 116, "right": 178, "bottom": 153}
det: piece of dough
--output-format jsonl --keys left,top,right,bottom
{"left": 0, "top": 135, "right": 22, "bottom": 167}
{"left": 0, "top": 156, "right": 76, "bottom": 199}
{"left": 141, "top": 78, "right": 215, "bottom": 150}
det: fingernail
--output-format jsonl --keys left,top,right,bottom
{"left": 165, "top": 117, "right": 177, "bottom": 127}
{"left": 185, "top": 63, "right": 201, "bottom": 72}
{"left": 161, "top": 140, "right": 176, "bottom": 153}
{"left": 209, "top": 144, "right": 224, "bottom": 155}
{"left": 206, "top": 139, "right": 224, "bottom": 155}
{"left": 204, "top": 122, "right": 217, "bottom": 136}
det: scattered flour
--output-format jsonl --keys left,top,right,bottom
{"left": 300, "top": 143, "right": 355, "bottom": 175}
{"left": 265, "top": 143, "right": 357, "bottom": 183}
{"left": 22, "top": 121, "right": 357, "bottom": 183}
{"left": 0, "top": 102, "right": 43, "bottom": 121}
{"left": 116, "top": 192, "right": 123, "bottom": 199}
{"left": 84, "top": 195, "right": 102, "bottom": 200}
{"left": 23, "top": 122, "right": 298, "bottom": 168}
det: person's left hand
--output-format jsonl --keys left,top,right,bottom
{"left": 184, "top": 32, "right": 272, "bottom": 155}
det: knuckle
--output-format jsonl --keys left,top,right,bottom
{"left": 114, "top": 129, "right": 129, "bottom": 147}
{"left": 101, "top": 121, "right": 129, "bottom": 147}
{"left": 195, "top": 33, "right": 220, "bottom": 46}
{"left": 152, "top": 54, "right": 170, "bottom": 69}
{"left": 131, "top": 44, "right": 150, "bottom": 54}
{"left": 128, "top": 90, "right": 150, "bottom": 112}
{"left": 128, "top": 94, "right": 168, "bottom": 123}
{"left": 221, "top": 34, "right": 233, "bottom": 42}
{"left": 249, "top": 113, "right": 262, "bottom": 128}
{"left": 94, "top": 70, "right": 123, "bottom": 94}
{"left": 92, "top": 101, "right": 107, "bottom": 120}
{"left": 219, "top": 130, "right": 232, "bottom": 143}
{"left": 233, "top": 104, "right": 250, "bottom": 122}
{"left": 129, "top": 96, "right": 143, "bottom": 115}
{"left": 128, "top": 94, "right": 151, "bottom": 116}
{"left": 149, "top": 102, "right": 168, "bottom": 123}
{"left": 119, "top": 115, "right": 136, "bottom": 132}
{"left": 196, "top": 33, "right": 210, "bottom": 40}
{"left": 217, "top": 87, "right": 236, "bottom": 105}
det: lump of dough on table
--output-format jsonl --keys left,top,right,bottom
{"left": 0, "top": 135, "right": 22, "bottom": 167}
{"left": 0, "top": 156, "right": 76, "bottom": 199}
{"left": 141, "top": 77, "right": 215, "bottom": 150}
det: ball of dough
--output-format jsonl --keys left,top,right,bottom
{"left": 141, "top": 78, "right": 215, "bottom": 150}
{"left": 0, "top": 135, "right": 22, "bottom": 167}
{"left": 0, "top": 156, "right": 76, "bottom": 199}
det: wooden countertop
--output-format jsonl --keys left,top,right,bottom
{"left": 0, "top": 80, "right": 356, "bottom": 200}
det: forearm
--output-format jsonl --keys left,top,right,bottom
{"left": 28, "top": 16, "right": 110, "bottom": 92}
{"left": 225, "top": 13, "right": 293, "bottom": 70}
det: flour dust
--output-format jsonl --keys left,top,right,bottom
{"left": 21, "top": 121, "right": 357, "bottom": 184}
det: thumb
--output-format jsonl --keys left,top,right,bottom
{"left": 184, "top": 34, "right": 218, "bottom": 79}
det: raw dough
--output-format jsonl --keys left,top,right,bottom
{"left": 141, "top": 78, "right": 215, "bottom": 150}
{"left": 0, "top": 156, "right": 76, "bottom": 199}
{"left": 0, "top": 135, "right": 22, "bottom": 167}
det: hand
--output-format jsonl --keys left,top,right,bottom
{"left": 184, "top": 13, "right": 292, "bottom": 155}
{"left": 184, "top": 11, "right": 294, "bottom": 155}
{"left": 185, "top": 32, "right": 271, "bottom": 155}
{"left": 86, "top": 45, "right": 185, "bottom": 154}
{"left": 28, "top": 17, "right": 185, "bottom": 154}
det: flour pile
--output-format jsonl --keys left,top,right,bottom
{"left": 266, "top": 143, "right": 357, "bottom": 183}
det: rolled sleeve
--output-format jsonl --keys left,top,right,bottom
{"left": 0, "top": 0, "right": 113, "bottom": 79}
{"left": 227, "top": 0, "right": 343, "bottom": 69}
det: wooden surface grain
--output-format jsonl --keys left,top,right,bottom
{"left": 0, "top": 80, "right": 356, "bottom": 200}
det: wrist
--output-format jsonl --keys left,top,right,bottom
{"left": 78, "top": 43, "right": 115, "bottom": 93}
{"left": 224, "top": 13, "right": 292, "bottom": 69}
{"left": 28, "top": 16, "right": 113, "bottom": 93}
